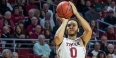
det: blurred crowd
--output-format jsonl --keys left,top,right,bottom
{"left": 0, "top": 0, "right": 116, "bottom": 58}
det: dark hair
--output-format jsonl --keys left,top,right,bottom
{"left": 89, "top": 20, "right": 97, "bottom": 32}
{"left": 65, "top": 18, "right": 80, "bottom": 38}
{"left": 44, "top": 29, "right": 52, "bottom": 39}
{"left": 97, "top": 51, "right": 106, "bottom": 58}
{"left": 1, "top": 0, "right": 7, "bottom": 7}
{"left": 15, "top": 25, "right": 23, "bottom": 35}
{"left": 12, "top": 7, "right": 19, "bottom": 14}
{"left": 49, "top": 38, "right": 54, "bottom": 46}
{"left": 93, "top": 41, "right": 100, "bottom": 48}
{"left": 3, "top": 19, "right": 11, "bottom": 26}
{"left": 39, "top": 9, "right": 45, "bottom": 19}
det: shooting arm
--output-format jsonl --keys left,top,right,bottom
{"left": 54, "top": 19, "right": 68, "bottom": 45}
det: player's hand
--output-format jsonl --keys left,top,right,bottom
{"left": 69, "top": 1, "right": 78, "bottom": 15}
{"left": 56, "top": 14, "right": 69, "bottom": 22}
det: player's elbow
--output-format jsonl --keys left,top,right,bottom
{"left": 86, "top": 28, "right": 92, "bottom": 34}
{"left": 54, "top": 35, "right": 62, "bottom": 45}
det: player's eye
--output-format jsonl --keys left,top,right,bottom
{"left": 67, "top": 24, "right": 71, "bottom": 27}
{"left": 73, "top": 24, "right": 75, "bottom": 26}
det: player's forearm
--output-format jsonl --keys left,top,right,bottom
{"left": 75, "top": 13, "right": 92, "bottom": 31}
{"left": 54, "top": 19, "right": 68, "bottom": 45}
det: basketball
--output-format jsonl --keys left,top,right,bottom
{"left": 56, "top": 1, "right": 73, "bottom": 19}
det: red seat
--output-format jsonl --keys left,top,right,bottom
{"left": 18, "top": 49, "right": 33, "bottom": 55}
{"left": 19, "top": 55, "right": 27, "bottom": 58}
{"left": 34, "top": 55, "right": 41, "bottom": 58}
{"left": 26, "top": 54, "right": 36, "bottom": 58}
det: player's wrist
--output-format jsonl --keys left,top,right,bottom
{"left": 74, "top": 12, "right": 79, "bottom": 16}
{"left": 62, "top": 19, "right": 69, "bottom": 23}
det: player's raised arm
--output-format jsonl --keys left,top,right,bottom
{"left": 69, "top": 1, "right": 92, "bottom": 47}
{"left": 54, "top": 17, "right": 69, "bottom": 45}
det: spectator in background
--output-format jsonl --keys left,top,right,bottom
{"left": 83, "top": 0, "right": 91, "bottom": 16}
{"left": 104, "top": 10, "right": 116, "bottom": 28}
{"left": 107, "top": 1, "right": 116, "bottom": 17}
{"left": 53, "top": 18, "right": 62, "bottom": 35}
{"left": 97, "top": 51, "right": 106, "bottom": 58}
{"left": 107, "top": 53, "right": 113, "bottom": 58}
{"left": 43, "top": 3, "right": 53, "bottom": 19}
{"left": 29, "top": 25, "right": 42, "bottom": 41}
{"left": 0, "top": 0, "right": 11, "bottom": 15}
{"left": 90, "top": 20, "right": 97, "bottom": 40}
{"left": 34, "top": 9, "right": 40, "bottom": 21}
{"left": 2, "top": 19, "right": 15, "bottom": 34}
{"left": 0, "top": 11, "right": 15, "bottom": 34}
{"left": 18, "top": 22, "right": 26, "bottom": 34}
{"left": 49, "top": 38, "right": 56, "bottom": 58}
{"left": 40, "top": 12, "right": 55, "bottom": 30}
{"left": 13, "top": 25, "right": 26, "bottom": 47}
{"left": 99, "top": 36, "right": 108, "bottom": 51}
{"left": 97, "top": 8, "right": 103, "bottom": 19}
{"left": 39, "top": 10, "right": 45, "bottom": 20}
{"left": 105, "top": 44, "right": 114, "bottom": 55}
{"left": 44, "top": 29, "right": 53, "bottom": 39}
{"left": 13, "top": 25, "right": 25, "bottom": 38}
{"left": 11, "top": 7, "right": 24, "bottom": 25}
{"left": 91, "top": 42, "right": 101, "bottom": 56}
{"left": 27, "top": 16, "right": 39, "bottom": 35}
{"left": 26, "top": 0, "right": 38, "bottom": 13}
{"left": 13, "top": 0, "right": 27, "bottom": 16}
{"left": 24, "top": 9, "right": 35, "bottom": 29}
{"left": 101, "top": 5, "right": 108, "bottom": 19}
{"left": 18, "top": 5, "right": 24, "bottom": 16}
{"left": 112, "top": 47, "right": 116, "bottom": 58}
{"left": 44, "top": 21, "right": 52, "bottom": 31}
{"left": 103, "top": 25, "right": 116, "bottom": 40}
{"left": 12, "top": 52, "right": 18, "bottom": 58}
{"left": 1, "top": 26, "right": 12, "bottom": 48}
{"left": 1, "top": 26, "right": 11, "bottom": 38}
{"left": 33, "top": 35, "right": 51, "bottom": 56}
{"left": 93, "top": 0, "right": 103, "bottom": 10}
{"left": 76, "top": 0, "right": 86, "bottom": 13}
{"left": 85, "top": 4, "right": 99, "bottom": 23}
{"left": 2, "top": 49, "right": 12, "bottom": 58}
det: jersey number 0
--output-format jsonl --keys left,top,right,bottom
{"left": 70, "top": 47, "right": 77, "bottom": 58}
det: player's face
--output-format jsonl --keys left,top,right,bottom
{"left": 66, "top": 20, "right": 78, "bottom": 36}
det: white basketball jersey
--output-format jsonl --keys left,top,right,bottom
{"left": 57, "top": 38, "right": 86, "bottom": 58}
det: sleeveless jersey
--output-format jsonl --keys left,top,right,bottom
{"left": 57, "top": 38, "right": 86, "bottom": 58}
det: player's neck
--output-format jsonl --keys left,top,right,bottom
{"left": 68, "top": 35, "right": 77, "bottom": 40}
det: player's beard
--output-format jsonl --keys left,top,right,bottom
{"left": 68, "top": 30, "right": 77, "bottom": 36}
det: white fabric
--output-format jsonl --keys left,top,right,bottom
{"left": 57, "top": 38, "right": 86, "bottom": 58}
{"left": 48, "top": 10, "right": 53, "bottom": 19}
{"left": 91, "top": 50, "right": 100, "bottom": 56}
{"left": 112, "top": 54, "right": 116, "bottom": 58}
{"left": 7, "top": 3, "right": 13, "bottom": 11}
{"left": 107, "top": 6, "right": 116, "bottom": 17}
{"left": 40, "top": 18, "right": 55, "bottom": 30}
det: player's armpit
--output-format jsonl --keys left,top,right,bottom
{"left": 81, "top": 30, "right": 92, "bottom": 47}
{"left": 54, "top": 36, "right": 63, "bottom": 46}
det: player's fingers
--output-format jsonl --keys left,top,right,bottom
{"left": 69, "top": 1, "right": 74, "bottom": 6}
{"left": 56, "top": 13, "right": 63, "bottom": 21}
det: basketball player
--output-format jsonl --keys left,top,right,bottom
{"left": 54, "top": 1, "right": 92, "bottom": 58}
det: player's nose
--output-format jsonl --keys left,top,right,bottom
{"left": 69, "top": 25, "right": 73, "bottom": 29}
